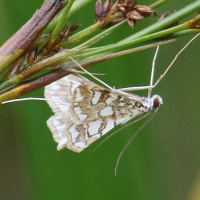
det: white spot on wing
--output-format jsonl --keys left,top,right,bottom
{"left": 106, "top": 97, "right": 115, "bottom": 105}
{"left": 49, "top": 91, "right": 55, "bottom": 96}
{"left": 58, "top": 104, "right": 69, "bottom": 112}
{"left": 50, "top": 95, "right": 60, "bottom": 100}
{"left": 53, "top": 116, "right": 61, "bottom": 126}
{"left": 51, "top": 84, "right": 60, "bottom": 90}
{"left": 100, "top": 106, "right": 113, "bottom": 117}
{"left": 69, "top": 125, "right": 79, "bottom": 137}
{"left": 92, "top": 91, "right": 101, "bottom": 104}
{"left": 57, "top": 139, "right": 68, "bottom": 150}
{"left": 69, "top": 125, "right": 80, "bottom": 143}
{"left": 58, "top": 132, "right": 64, "bottom": 139}
{"left": 75, "top": 141, "right": 86, "bottom": 148}
{"left": 56, "top": 124, "right": 67, "bottom": 133}
{"left": 78, "top": 114, "right": 88, "bottom": 121}
{"left": 102, "top": 120, "right": 115, "bottom": 135}
{"left": 74, "top": 107, "right": 82, "bottom": 115}
{"left": 119, "top": 102, "right": 125, "bottom": 107}
{"left": 88, "top": 121, "right": 101, "bottom": 136}
{"left": 75, "top": 88, "right": 84, "bottom": 102}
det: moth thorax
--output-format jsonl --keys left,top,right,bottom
{"left": 151, "top": 95, "right": 163, "bottom": 110}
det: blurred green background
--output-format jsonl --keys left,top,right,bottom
{"left": 1, "top": 0, "right": 200, "bottom": 200}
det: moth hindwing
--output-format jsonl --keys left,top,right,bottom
{"left": 45, "top": 74, "right": 162, "bottom": 152}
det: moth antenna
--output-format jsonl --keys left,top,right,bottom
{"left": 153, "top": 32, "right": 200, "bottom": 87}
{"left": 115, "top": 110, "right": 157, "bottom": 176}
{"left": 2, "top": 97, "right": 69, "bottom": 105}
{"left": 69, "top": 56, "right": 113, "bottom": 90}
{"left": 148, "top": 45, "right": 159, "bottom": 98}
{"left": 92, "top": 112, "right": 151, "bottom": 153}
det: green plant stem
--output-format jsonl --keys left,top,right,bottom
{"left": 71, "top": 20, "right": 126, "bottom": 51}
{"left": 172, "top": 29, "right": 200, "bottom": 37}
{"left": 72, "top": 27, "right": 200, "bottom": 62}
{"left": 59, "top": 23, "right": 102, "bottom": 47}
{"left": 0, "top": 86, "right": 23, "bottom": 104}
{"left": 149, "top": 0, "right": 170, "bottom": 9}
{"left": 68, "top": 0, "right": 96, "bottom": 17}
{"left": 72, "top": 40, "right": 175, "bottom": 67}
{"left": 43, "top": 0, "right": 96, "bottom": 34}
{"left": 78, "top": 22, "right": 191, "bottom": 58}
{"left": 46, "top": 0, "right": 76, "bottom": 49}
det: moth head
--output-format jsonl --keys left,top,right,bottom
{"left": 151, "top": 95, "right": 163, "bottom": 110}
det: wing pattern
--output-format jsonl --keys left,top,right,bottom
{"left": 45, "top": 75, "right": 152, "bottom": 152}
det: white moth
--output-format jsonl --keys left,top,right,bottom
{"left": 45, "top": 74, "right": 162, "bottom": 152}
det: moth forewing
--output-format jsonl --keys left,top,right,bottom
{"left": 45, "top": 74, "right": 162, "bottom": 152}
{"left": 45, "top": 74, "right": 99, "bottom": 152}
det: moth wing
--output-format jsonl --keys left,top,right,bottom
{"left": 46, "top": 75, "right": 149, "bottom": 152}
{"left": 48, "top": 114, "right": 117, "bottom": 152}
{"left": 70, "top": 84, "right": 147, "bottom": 123}
{"left": 45, "top": 75, "right": 96, "bottom": 113}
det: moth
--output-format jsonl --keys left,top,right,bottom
{"left": 45, "top": 74, "right": 162, "bottom": 153}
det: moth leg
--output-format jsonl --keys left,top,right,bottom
{"left": 152, "top": 33, "right": 200, "bottom": 91}
{"left": 117, "top": 85, "right": 154, "bottom": 92}
{"left": 68, "top": 69, "right": 106, "bottom": 76}
{"left": 69, "top": 56, "right": 113, "bottom": 90}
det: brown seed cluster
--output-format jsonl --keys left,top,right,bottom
{"left": 95, "top": 0, "right": 114, "bottom": 22}
{"left": 94, "top": 0, "right": 156, "bottom": 28}
{"left": 94, "top": 0, "right": 121, "bottom": 28}
{"left": 118, "top": 0, "right": 156, "bottom": 28}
